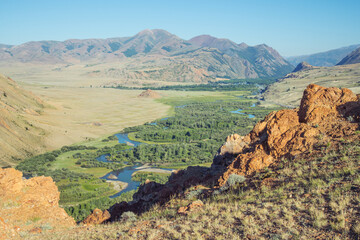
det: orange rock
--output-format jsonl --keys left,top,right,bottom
{"left": 0, "top": 168, "right": 75, "bottom": 239}
{"left": 217, "top": 84, "right": 360, "bottom": 185}
{"left": 177, "top": 200, "right": 204, "bottom": 215}
{"left": 82, "top": 208, "right": 111, "bottom": 225}
{"left": 29, "top": 227, "right": 42, "bottom": 234}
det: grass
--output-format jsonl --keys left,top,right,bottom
{"left": 51, "top": 150, "right": 110, "bottom": 178}
{"left": 57, "top": 178, "right": 116, "bottom": 206}
{"left": 263, "top": 63, "right": 360, "bottom": 107}
{"left": 32, "top": 139, "right": 360, "bottom": 239}
{"left": 157, "top": 90, "right": 255, "bottom": 116}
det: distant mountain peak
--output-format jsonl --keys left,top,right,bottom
{"left": 188, "top": 35, "right": 237, "bottom": 49}
{"left": 292, "top": 61, "right": 314, "bottom": 72}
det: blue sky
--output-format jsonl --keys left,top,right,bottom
{"left": 0, "top": 0, "right": 359, "bottom": 56}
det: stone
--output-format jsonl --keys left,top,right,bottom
{"left": 82, "top": 208, "right": 111, "bottom": 225}
{"left": 0, "top": 168, "right": 75, "bottom": 238}
{"left": 177, "top": 200, "right": 204, "bottom": 215}
{"left": 217, "top": 84, "right": 360, "bottom": 185}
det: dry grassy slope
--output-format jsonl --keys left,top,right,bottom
{"left": 263, "top": 63, "right": 360, "bottom": 107}
{"left": 0, "top": 72, "right": 174, "bottom": 167}
{"left": 0, "top": 74, "right": 48, "bottom": 166}
{"left": 27, "top": 136, "right": 360, "bottom": 240}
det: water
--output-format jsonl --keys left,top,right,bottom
{"left": 148, "top": 117, "right": 172, "bottom": 126}
{"left": 97, "top": 153, "right": 111, "bottom": 163}
{"left": 175, "top": 104, "right": 187, "bottom": 108}
{"left": 101, "top": 166, "right": 173, "bottom": 198}
{"left": 95, "top": 133, "right": 143, "bottom": 163}
{"left": 114, "top": 133, "right": 143, "bottom": 147}
{"left": 96, "top": 133, "right": 173, "bottom": 198}
{"left": 101, "top": 166, "right": 142, "bottom": 198}
{"left": 230, "top": 108, "right": 255, "bottom": 118}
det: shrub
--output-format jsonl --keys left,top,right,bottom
{"left": 120, "top": 211, "right": 137, "bottom": 222}
{"left": 226, "top": 174, "right": 246, "bottom": 187}
{"left": 219, "top": 174, "right": 246, "bottom": 192}
{"left": 186, "top": 190, "right": 203, "bottom": 200}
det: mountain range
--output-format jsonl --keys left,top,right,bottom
{"left": 0, "top": 29, "right": 293, "bottom": 83}
{"left": 337, "top": 46, "right": 360, "bottom": 65}
{"left": 286, "top": 44, "right": 360, "bottom": 67}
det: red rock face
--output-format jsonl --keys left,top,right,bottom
{"left": 0, "top": 168, "right": 75, "bottom": 238}
{"left": 216, "top": 84, "right": 360, "bottom": 185}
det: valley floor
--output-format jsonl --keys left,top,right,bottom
{"left": 27, "top": 138, "right": 360, "bottom": 240}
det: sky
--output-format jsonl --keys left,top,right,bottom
{"left": 0, "top": 0, "right": 359, "bottom": 56}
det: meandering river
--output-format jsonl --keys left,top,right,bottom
{"left": 97, "top": 102, "right": 257, "bottom": 198}
{"left": 97, "top": 133, "right": 173, "bottom": 198}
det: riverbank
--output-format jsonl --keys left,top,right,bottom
{"left": 106, "top": 180, "right": 128, "bottom": 192}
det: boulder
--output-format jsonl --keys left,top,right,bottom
{"left": 217, "top": 84, "right": 360, "bottom": 185}
{"left": 0, "top": 168, "right": 75, "bottom": 238}
{"left": 82, "top": 208, "right": 111, "bottom": 225}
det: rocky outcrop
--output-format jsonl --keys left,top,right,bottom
{"left": 82, "top": 208, "right": 110, "bottom": 225}
{"left": 292, "top": 61, "right": 314, "bottom": 72}
{"left": 138, "top": 89, "right": 161, "bottom": 99}
{"left": 216, "top": 84, "right": 360, "bottom": 185}
{"left": 0, "top": 168, "right": 75, "bottom": 238}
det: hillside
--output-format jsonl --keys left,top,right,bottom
{"left": 292, "top": 61, "right": 314, "bottom": 72}
{"left": 0, "top": 73, "right": 174, "bottom": 167}
{"left": 0, "top": 74, "right": 48, "bottom": 166}
{"left": 337, "top": 47, "right": 360, "bottom": 65}
{"left": 22, "top": 84, "right": 360, "bottom": 239}
{"left": 287, "top": 44, "right": 360, "bottom": 67}
{"left": 263, "top": 63, "right": 360, "bottom": 107}
{"left": 0, "top": 29, "right": 293, "bottom": 86}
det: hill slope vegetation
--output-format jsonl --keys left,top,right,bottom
{"left": 263, "top": 63, "right": 360, "bottom": 107}
{"left": 0, "top": 74, "right": 47, "bottom": 166}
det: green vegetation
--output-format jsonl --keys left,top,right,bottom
{"left": 112, "top": 96, "right": 278, "bottom": 168}
{"left": 16, "top": 87, "right": 279, "bottom": 222}
{"left": 132, "top": 172, "right": 171, "bottom": 184}
{"left": 42, "top": 140, "right": 360, "bottom": 239}
{"left": 111, "top": 78, "right": 273, "bottom": 92}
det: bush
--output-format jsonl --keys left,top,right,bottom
{"left": 186, "top": 190, "right": 203, "bottom": 200}
{"left": 120, "top": 211, "right": 137, "bottom": 222}
{"left": 220, "top": 174, "right": 246, "bottom": 191}
{"left": 226, "top": 174, "right": 246, "bottom": 187}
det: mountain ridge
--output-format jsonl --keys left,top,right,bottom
{"left": 0, "top": 29, "right": 293, "bottom": 82}
{"left": 286, "top": 44, "right": 360, "bottom": 67}
{"left": 337, "top": 47, "right": 360, "bottom": 65}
